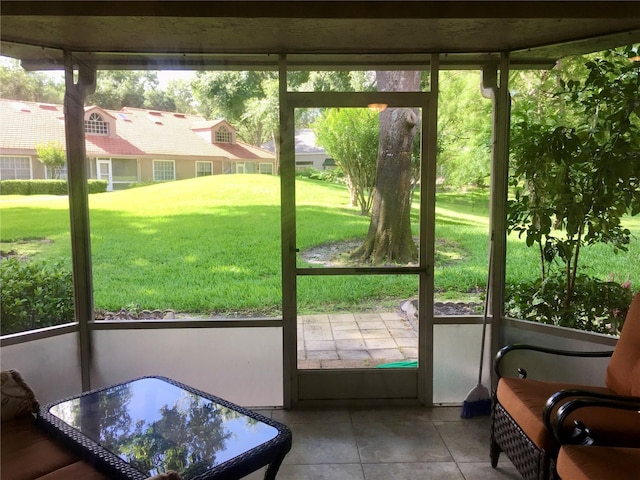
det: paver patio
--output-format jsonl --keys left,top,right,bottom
{"left": 297, "top": 311, "right": 418, "bottom": 369}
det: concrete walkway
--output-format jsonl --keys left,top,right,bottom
{"left": 297, "top": 312, "right": 418, "bottom": 369}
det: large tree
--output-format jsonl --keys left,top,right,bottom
{"left": 86, "top": 71, "right": 160, "bottom": 110}
{"left": 351, "top": 71, "right": 421, "bottom": 265}
{"left": 0, "top": 58, "right": 64, "bottom": 103}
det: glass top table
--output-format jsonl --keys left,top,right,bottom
{"left": 37, "top": 376, "right": 292, "bottom": 480}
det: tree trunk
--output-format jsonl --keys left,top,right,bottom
{"left": 351, "top": 71, "right": 420, "bottom": 265}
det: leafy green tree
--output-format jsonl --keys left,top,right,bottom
{"left": 313, "top": 108, "right": 379, "bottom": 214}
{"left": 193, "top": 71, "right": 270, "bottom": 143}
{"left": 87, "top": 71, "right": 160, "bottom": 109}
{"left": 165, "top": 78, "right": 197, "bottom": 114}
{"left": 35, "top": 141, "right": 66, "bottom": 179}
{"left": 0, "top": 58, "right": 64, "bottom": 103}
{"left": 437, "top": 71, "right": 492, "bottom": 187}
{"left": 508, "top": 46, "right": 640, "bottom": 324}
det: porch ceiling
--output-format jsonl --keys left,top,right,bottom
{"left": 1, "top": 1, "right": 640, "bottom": 71}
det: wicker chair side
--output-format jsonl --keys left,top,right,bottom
{"left": 492, "top": 401, "right": 553, "bottom": 480}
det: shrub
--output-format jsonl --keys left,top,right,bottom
{"left": 296, "top": 167, "right": 345, "bottom": 184}
{"left": 0, "top": 179, "right": 108, "bottom": 195}
{"left": 30, "top": 180, "right": 68, "bottom": 195}
{"left": 0, "top": 258, "right": 75, "bottom": 335}
{"left": 505, "top": 273, "right": 634, "bottom": 336}
{"left": 88, "top": 180, "right": 108, "bottom": 193}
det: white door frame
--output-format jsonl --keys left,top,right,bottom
{"left": 96, "top": 159, "right": 113, "bottom": 191}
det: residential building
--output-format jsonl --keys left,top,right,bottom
{"left": 262, "top": 128, "right": 334, "bottom": 171}
{"left": 0, "top": 99, "right": 276, "bottom": 190}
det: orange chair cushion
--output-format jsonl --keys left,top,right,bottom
{"left": 557, "top": 445, "right": 640, "bottom": 480}
{"left": 1, "top": 415, "right": 110, "bottom": 480}
{"left": 606, "top": 293, "right": 640, "bottom": 396}
{"left": 495, "top": 377, "right": 640, "bottom": 452}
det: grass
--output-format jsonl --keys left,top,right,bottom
{"left": 2, "top": 175, "right": 639, "bottom": 316}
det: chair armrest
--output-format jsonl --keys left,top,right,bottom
{"left": 494, "top": 344, "right": 613, "bottom": 379}
{"left": 551, "top": 395, "right": 640, "bottom": 445}
{"left": 542, "top": 388, "right": 634, "bottom": 433}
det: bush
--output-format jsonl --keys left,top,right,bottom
{"left": 0, "top": 179, "right": 108, "bottom": 195}
{"left": 87, "top": 180, "right": 108, "bottom": 193}
{"left": 296, "top": 167, "right": 345, "bottom": 184}
{"left": 0, "top": 258, "right": 75, "bottom": 335}
{"left": 505, "top": 274, "right": 634, "bottom": 336}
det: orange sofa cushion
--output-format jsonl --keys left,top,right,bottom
{"left": 606, "top": 293, "right": 640, "bottom": 396}
{"left": 557, "top": 445, "right": 640, "bottom": 480}
{"left": 496, "top": 377, "right": 640, "bottom": 452}
{"left": 1, "top": 415, "right": 110, "bottom": 480}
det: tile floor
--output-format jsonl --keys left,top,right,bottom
{"left": 297, "top": 312, "right": 419, "bottom": 369}
{"left": 245, "top": 406, "right": 521, "bottom": 480}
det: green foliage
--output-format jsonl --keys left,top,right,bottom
{"left": 87, "top": 180, "right": 109, "bottom": 193}
{"left": 0, "top": 258, "right": 74, "bottom": 335}
{"left": 35, "top": 141, "right": 66, "bottom": 179}
{"left": 0, "top": 58, "right": 64, "bottom": 103}
{"left": 86, "top": 71, "right": 161, "bottom": 110}
{"left": 0, "top": 179, "right": 107, "bottom": 195}
{"left": 505, "top": 274, "right": 633, "bottom": 335}
{"left": 313, "top": 108, "right": 379, "bottom": 215}
{"left": 0, "top": 180, "right": 67, "bottom": 195}
{"left": 437, "top": 71, "right": 492, "bottom": 187}
{"left": 296, "top": 167, "right": 345, "bottom": 184}
{"left": 508, "top": 45, "right": 640, "bottom": 316}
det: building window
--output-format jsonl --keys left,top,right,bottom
{"left": 85, "top": 112, "right": 109, "bottom": 135}
{"left": 259, "top": 163, "right": 274, "bottom": 175}
{"left": 196, "top": 161, "right": 213, "bottom": 177}
{"left": 153, "top": 160, "right": 175, "bottom": 181}
{"left": 0, "top": 156, "right": 31, "bottom": 180}
{"left": 215, "top": 126, "right": 231, "bottom": 143}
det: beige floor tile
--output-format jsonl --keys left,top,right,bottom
{"left": 350, "top": 406, "right": 433, "bottom": 423}
{"left": 305, "top": 340, "right": 337, "bottom": 351}
{"left": 363, "top": 463, "right": 464, "bottom": 480}
{"left": 306, "top": 350, "right": 339, "bottom": 360}
{"left": 328, "top": 313, "right": 357, "bottom": 322}
{"left": 284, "top": 422, "right": 361, "bottom": 464}
{"left": 364, "top": 337, "right": 398, "bottom": 349}
{"left": 457, "top": 463, "right": 521, "bottom": 480}
{"left": 400, "top": 347, "right": 419, "bottom": 358}
{"left": 276, "top": 464, "right": 365, "bottom": 480}
{"left": 333, "top": 329, "right": 363, "bottom": 340}
{"left": 354, "top": 313, "right": 384, "bottom": 322}
{"left": 337, "top": 349, "right": 371, "bottom": 360}
{"left": 360, "top": 328, "right": 392, "bottom": 339}
{"left": 435, "top": 417, "right": 493, "bottom": 463}
{"left": 335, "top": 339, "right": 367, "bottom": 350}
{"left": 353, "top": 421, "right": 452, "bottom": 463}
{"left": 301, "top": 314, "right": 331, "bottom": 323}
{"left": 356, "top": 320, "right": 387, "bottom": 329}
{"left": 330, "top": 321, "right": 359, "bottom": 330}
{"left": 368, "top": 348, "right": 405, "bottom": 360}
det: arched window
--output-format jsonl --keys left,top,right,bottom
{"left": 85, "top": 112, "right": 109, "bottom": 135}
{"left": 215, "top": 126, "right": 231, "bottom": 143}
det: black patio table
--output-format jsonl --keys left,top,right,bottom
{"left": 37, "top": 376, "right": 292, "bottom": 480}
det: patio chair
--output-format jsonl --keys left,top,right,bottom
{"left": 553, "top": 396, "right": 640, "bottom": 480}
{"left": 490, "top": 292, "right": 640, "bottom": 480}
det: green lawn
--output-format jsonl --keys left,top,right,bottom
{"left": 2, "top": 175, "right": 639, "bottom": 315}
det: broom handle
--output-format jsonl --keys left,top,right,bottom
{"left": 477, "top": 234, "right": 493, "bottom": 386}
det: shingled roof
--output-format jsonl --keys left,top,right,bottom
{"left": 0, "top": 99, "right": 274, "bottom": 161}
